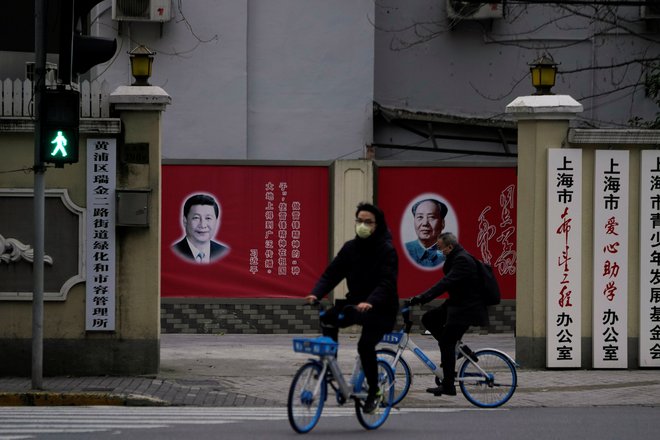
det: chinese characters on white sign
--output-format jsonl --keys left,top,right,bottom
{"left": 593, "top": 151, "right": 629, "bottom": 368}
{"left": 548, "top": 149, "right": 660, "bottom": 367}
{"left": 547, "top": 149, "right": 582, "bottom": 367}
{"left": 86, "top": 139, "right": 116, "bottom": 331}
{"left": 639, "top": 150, "right": 660, "bottom": 366}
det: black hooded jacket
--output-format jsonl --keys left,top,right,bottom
{"left": 417, "top": 244, "right": 489, "bottom": 327}
{"left": 310, "top": 205, "right": 399, "bottom": 317}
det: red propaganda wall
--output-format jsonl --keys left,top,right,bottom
{"left": 161, "top": 164, "right": 329, "bottom": 298}
{"left": 377, "top": 166, "right": 517, "bottom": 300}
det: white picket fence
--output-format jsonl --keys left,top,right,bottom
{"left": 0, "top": 78, "right": 111, "bottom": 118}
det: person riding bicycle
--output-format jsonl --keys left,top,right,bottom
{"left": 305, "top": 202, "right": 399, "bottom": 414}
{"left": 409, "top": 232, "right": 489, "bottom": 396}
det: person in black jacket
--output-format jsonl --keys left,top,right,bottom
{"left": 409, "top": 232, "right": 489, "bottom": 396}
{"left": 305, "top": 202, "right": 399, "bottom": 413}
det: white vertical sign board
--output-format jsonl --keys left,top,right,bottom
{"left": 547, "top": 149, "right": 582, "bottom": 367}
{"left": 86, "top": 139, "right": 117, "bottom": 331}
{"left": 593, "top": 150, "right": 629, "bottom": 368}
{"left": 639, "top": 150, "right": 660, "bottom": 366}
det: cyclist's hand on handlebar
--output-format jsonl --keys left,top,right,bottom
{"left": 356, "top": 302, "right": 373, "bottom": 313}
{"left": 408, "top": 296, "right": 422, "bottom": 306}
{"left": 304, "top": 295, "right": 319, "bottom": 305}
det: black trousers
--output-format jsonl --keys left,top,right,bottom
{"left": 320, "top": 303, "right": 391, "bottom": 392}
{"left": 421, "top": 304, "right": 469, "bottom": 385}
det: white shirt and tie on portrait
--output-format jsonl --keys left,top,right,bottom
{"left": 186, "top": 238, "right": 210, "bottom": 264}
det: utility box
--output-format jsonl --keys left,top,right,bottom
{"left": 117, "top": 189, "right": 150, "bottom": 227}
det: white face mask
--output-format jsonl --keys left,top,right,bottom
{"left": 355, "top": 222, "right": 373, "bottom": 239}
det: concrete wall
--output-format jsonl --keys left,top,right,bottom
{"left": 159, "top": 298, "right": 516, "bottom": 335}
{"left": 510, "top": 95, "right": 657, "bottom": 368}
{"left": 88, "top": 0, "right": 375, "bottom": 161}
{"left": 374, "top": 1, "right": 658, "bottom": 128}
{"left": 330, "top": 160, "right": 374, "bottom": 299}
{"left": 158, "top": 158, "right": 517, "bottom": 335}
{"left": 3, "top": 1, "right": 657, "bottom": 164}
{"left": 514, "top": 117, "right": 574, "bottom": 367}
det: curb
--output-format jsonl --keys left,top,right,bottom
{"left": 0, "top": 392, "right": 169, "bottom": 407}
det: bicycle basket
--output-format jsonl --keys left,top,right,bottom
{"left": 292, "top": 336, "right": 338, "bottom": 355}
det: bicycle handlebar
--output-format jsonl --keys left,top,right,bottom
{"left": 305, "top": 299, "right": 360, "bottom": 325}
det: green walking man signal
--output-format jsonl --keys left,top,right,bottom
{"left": 49, "top": 131, "right": 69, "bottom": 157}
{"left": 40, "top": 88, "right": 80, "bottom": 166}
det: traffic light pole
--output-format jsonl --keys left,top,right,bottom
{"left": 32, "top": 0, "right": 46, "bottom": 390}
{"left": 29, "top": 0, "right": 115, "bottom": 386}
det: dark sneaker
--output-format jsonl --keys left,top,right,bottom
{"left": 425, "top": 384, "right": 457, "bottom": 396}
{"left": 363, "top": 388, "right": 383, "bottom": 414}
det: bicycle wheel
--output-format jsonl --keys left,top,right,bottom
{"left": 375, "top": 348, "right": 412, "bottom": 405}
{"left": 354, "top": 359, "right": 395, "bottom": 430}
{"left": 458, "top": 349, "right": 517, "bottom": 408}
{"left": 287, "top": 361, "right": 327, "bottom": 433}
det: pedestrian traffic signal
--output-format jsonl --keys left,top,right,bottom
{"left": 57, "top": 0, "right": 117, "bottom": 84}
{"left": 41, "top": 89, "right": 80, "bottom": 166}
{"left": 73, "top": 0, "right": 117, "bottom": 77}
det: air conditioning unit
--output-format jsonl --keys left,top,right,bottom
{"left": 112, "top": 0, "right": 172, "bottom": 22}
{"left": 447, "top": 0, "right": 503, "bottom": 20}
{"left": 641, "top": 1, "right": 660, "bottom": 19}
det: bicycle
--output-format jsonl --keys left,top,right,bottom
{"left": 287, "top": 302, "right": 396, "bottom": 433}
{"left": 376, "top": 301, "right": 518, "bottom": 408}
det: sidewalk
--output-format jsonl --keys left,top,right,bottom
{"left": 1, "top": 332, "right": 659, "bottom": 407}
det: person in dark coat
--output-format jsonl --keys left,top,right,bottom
{"left": 305, "top": 202, "right": 399, "bottom": 413}
{"left": 409, "top": 232, "right": 489, "bottom": 396}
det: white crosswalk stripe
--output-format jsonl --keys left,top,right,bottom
{"left": 0, "top": 406, "right": 476, "bottom": 438}
{"left": 0, "top": 407, "right": 321, "bottom": 438}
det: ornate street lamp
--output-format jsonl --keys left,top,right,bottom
{"left": 128, "top": 45, "right": 156, "bottom": 86}
{"left": 529, "top": 54, "right": 559, "bottom": 95}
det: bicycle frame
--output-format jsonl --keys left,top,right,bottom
{"left": 288, "top": 302, "right": 396, "bottom": 433}
{"left": 380, "top": 330, "right": 443, "bottom": 380}
{"left": 317, "top": 353, "right": 368, "bottom": 400}
{"left": 379, "top": 309, "right": 518, "bottom": 385}
{"left": 376, "top": 303, "right": 518, "bottom": 408}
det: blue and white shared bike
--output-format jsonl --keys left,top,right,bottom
{"left": 287, "top": 302, "right": 395, "bottom": 434}
{"left": 376, "top": 301, "right": 518, "bottom": 408}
